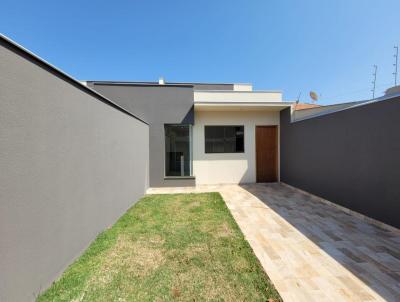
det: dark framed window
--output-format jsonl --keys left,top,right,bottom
{"left": 205, "top": 126, "right": 244, "bottom": 153}
{"left": 165, "top": 124, "right": 192, "bottom": 176}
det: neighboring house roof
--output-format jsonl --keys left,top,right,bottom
{"left": 293, "top": 101, "right": 366, "bottom": 121}
{"left": 291, "top": 94, "right": 400, "bottom": 122}
{"left": 294, "top": 103, "right": 321, "bottom": 110}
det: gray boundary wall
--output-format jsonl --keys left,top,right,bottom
{"left": 0, "top": 38, "right": 149, "bottom": 301}
{"left": 280, "top": 96, "right": 400, "bottom": 229}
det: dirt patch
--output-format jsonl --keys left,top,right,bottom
{"left": 232, "top": 257, "right": 250, "bottom": 272}
{"left": 88, "top": 235, "right": 165, "bottom": 287}
{"left": 215, "top": 222, "right": 235, "bottom": 238}
{"left": 198, "top": 221, "right": 235, "bottom": 239}
{"left": 112, "top": 235, "right": 164, "bottom": 276}
{"left": 171, "top": 267, "right": 246, "bottom": 301}
{"left": 186, "top": 200, "right": 201, "bottom": 209}
{"left": 184, "top": 243, "right": 209, "bottom": 259}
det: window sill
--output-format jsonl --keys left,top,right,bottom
{"left": 164, "top": 176, "right": 196, "bottom": 180}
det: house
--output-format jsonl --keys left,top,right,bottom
{"left": 85, "top": 80, "right": 293, "bottom": 187}
{"left": 1, "top": 33, "right": 400, "bottom": 302}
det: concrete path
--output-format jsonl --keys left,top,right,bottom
{"left": 147, "top": 183, "right": 400, "bottom": 302}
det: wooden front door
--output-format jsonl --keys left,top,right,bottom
{"left": 256, "top": 126, "right": 278, "bottom": 182}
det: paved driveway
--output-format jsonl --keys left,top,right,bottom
{"left": 147, "top": 183, "right": 400, "bottom": 302}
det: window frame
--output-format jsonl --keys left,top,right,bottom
{"left": 204, "top": 125, "right": 245, "bottom": 154}
{"left": 164, "top": 124, "right": 193, "bottom": 177}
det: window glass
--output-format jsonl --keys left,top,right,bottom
{"left": 205, "top": 126, "right": 244, "bottom": 153}
{"left": 234, "top": 126, "right": 244, "bottom": 152}
{"left": 165, "top": 125, "right": 192, "bottom": 176}
{"left": 205, "top": 126, "right": 224, "bottom": 153}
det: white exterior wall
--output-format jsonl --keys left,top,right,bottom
{"left": 193, "top": 110, "right": 280, "bottom": 184}
{"left": 194, "top": 91, "right": 282, "bottom": 103}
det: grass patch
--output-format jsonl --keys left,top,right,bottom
{"left": 38, "top": 193, "right": 281, "bottom": 301}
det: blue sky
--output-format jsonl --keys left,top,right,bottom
{"left": 1, "top": 0, "right": 399, "bottom": 104}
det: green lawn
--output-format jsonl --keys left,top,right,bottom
{"left": 38, "top": 193, "right": 281, "bottom": 302}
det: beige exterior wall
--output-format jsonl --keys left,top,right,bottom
{"left": 233, "top": 83, "right": 253, "bottom": 91}
{"left": 193, "top": 110, "right": 280, "bottom": 184}
{"left": 194, "top": 91, "right": 282, "bottom": 103}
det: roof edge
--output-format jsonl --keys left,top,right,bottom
{"left": 85, "top": 80, "right": 248, "bottom": 86}
{"left": 87, "top": 81, "right": 194, "bottom": 88}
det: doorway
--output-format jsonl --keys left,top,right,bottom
{"left": 256, "top": 126, "right": 278, "bottom": 182}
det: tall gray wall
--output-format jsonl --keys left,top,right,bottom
{"left": 89, "top": 83, "right": 195, "bottom": 187}
{"left": 0, "top": 38, "right": 149, "bottom": 301}
{"left": 280, "top": 97, "right": 400, "bottom": 228}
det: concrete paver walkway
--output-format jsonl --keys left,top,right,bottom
{"left": 147, "top": 183, "right": 400, "bottom": 302}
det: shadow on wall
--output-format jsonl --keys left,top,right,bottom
{"left": 280, "top": 96, "right": 400, "bottom": 229}
{"left": 180, "top": 105, "right": 194, "bottom": 124}
{"left": 240, "top": 183, "right": 400, "bottom": 302}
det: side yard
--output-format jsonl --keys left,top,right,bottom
{"left": 38, "top": 193, "right": 281, "bottom": 301}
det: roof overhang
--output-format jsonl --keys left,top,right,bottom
{"left": 194, "top": 101, "right": 294, "bottom": 111}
